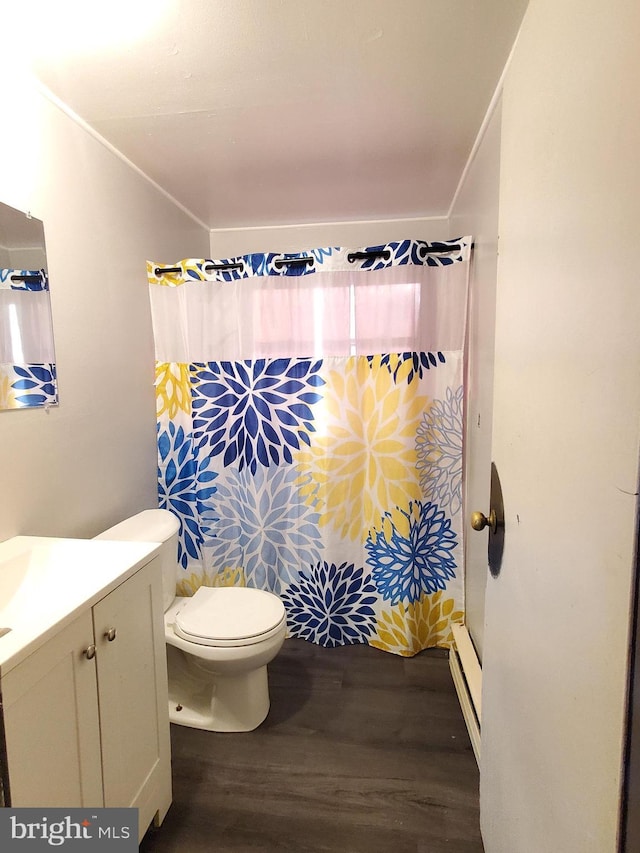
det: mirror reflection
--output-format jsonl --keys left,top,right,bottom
{"left": 0, "top": 202, "right": 58, "bottom": 410}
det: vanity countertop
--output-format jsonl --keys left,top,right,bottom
{"left": 0, "top": 536, "right": 161, "bottom": 675}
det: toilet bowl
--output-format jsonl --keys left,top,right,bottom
{"left": 95, "top": 509, "right": 286, "bottom": 732}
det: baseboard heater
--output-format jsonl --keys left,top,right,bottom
{"left": 449, "top": 622, "right": 482, "bottom": 765}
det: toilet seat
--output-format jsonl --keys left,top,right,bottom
{"left": 174, "top": 586, "right": 286, "bottom": 647}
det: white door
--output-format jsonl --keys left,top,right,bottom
{"left": 478, "top": 2, "right": 640, "bottom": 852}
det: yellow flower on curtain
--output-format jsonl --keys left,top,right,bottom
{"left": 0, "top": 371, "right": 17, "bottom": 410}
{"left": 211, "top": 566, "right": 246, "bottom": 588}
{"left": 175, "top": 571, "right": 202, "bottom": 598}
{"left": 370, "top": 591, "right": 463, "bottom": 656}
{"left": 146, "top": 258, "right": 206, "bottom": 286}
{"left": 156, "top": 362, "right": 191, "bottom": 420}
{"left": 176, "top": 566, "right": 246, "bottom": 597}
{"left": 295, "top": 356, "right": 427, "bottom": 541}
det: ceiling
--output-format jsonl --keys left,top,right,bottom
{"left": 26, "top": 0, "right": 528, "bottom": 230}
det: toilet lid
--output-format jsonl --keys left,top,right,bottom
{"left": 174, "top": 586, "right": 286, "bottom": 647}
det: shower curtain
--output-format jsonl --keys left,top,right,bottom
{"left": 0, "top": 268, "right": 57, "bottom": 409}
{"left": 148, "top": 238, "right": 470, "bottom": 655}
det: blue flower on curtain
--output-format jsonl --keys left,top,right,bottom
{"left": 416, "top": 386, "right": 463, "bottom": 515}
{"left": 371, "top": 351, "right": 447, "bottom": 384}
{"left": 190, "top": 359, "right": 325, "bottom": 474}
{"left": 366, "top": 501, "right": 458, "bottom": 605}
{"left": 11, "top": 364, "right": 58, "bottom": 406}
{"left": 281, "top": 562, "right": 378, "bottom": 647}
{"left": 200, "top": 465, "right": 322, "bottom": 593}
{"left": 157, "top": 422, "right": 218, "bottom": 568}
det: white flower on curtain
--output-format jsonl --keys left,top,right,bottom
{"left": 416, "top": 386, "right": 463, "bottom": 515}
{"left": 200, "top": 464, "right": 322, "bottom": 593}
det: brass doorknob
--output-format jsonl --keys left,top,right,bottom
{"left": 471, "top": 509, "right": 497, "bottom": 534}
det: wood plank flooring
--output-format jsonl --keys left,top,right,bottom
{"left": 141, "top": 639, "right": 484, "bottom": 853}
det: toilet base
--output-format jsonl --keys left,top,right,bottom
{"left": 166, "top": 644, "right": 271, "bottom": 732}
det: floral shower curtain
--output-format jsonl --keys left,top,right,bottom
{"left": 148, "top": 238, "right": 471, "bottom": 655}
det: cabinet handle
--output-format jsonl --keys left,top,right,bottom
{"left": 84, "top": 644, "right": 97, "bottom": 660}
{"left": 104, "top": 627, "right": 117, "bottom": 642}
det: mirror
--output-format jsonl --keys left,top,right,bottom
{"left": 0, "top": 202, "right": 58, "bottom": 410}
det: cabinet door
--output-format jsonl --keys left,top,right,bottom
{"left": 2, "top": 610, "right": 103, "bottom": 807}
{"left": 92, "top": 557, "right": 170, "bottom": 829}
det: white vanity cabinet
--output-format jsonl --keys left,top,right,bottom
{"left": 93, "top": 558, "right": 171, "bottom": 824}
{"left": 0, "top": 543, "right": 171, "bottom": 842}
{"left": 2, "top": 609, "right": 103, "bottom": 807}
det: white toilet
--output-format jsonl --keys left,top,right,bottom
{"left": 95, "top": 508, "right": 287, "bottom": 732}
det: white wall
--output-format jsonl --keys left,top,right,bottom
{"left": 0, "top": 73, "right": 209, "bottom": 541}
{"left": 449, "top": 98, "right": 503, "bottom": 662}
{"left": 480, "top": 1, "right": 640, "bottom": 849}
{"left": 210, "top": 217, "right": 450, "bottom": 257}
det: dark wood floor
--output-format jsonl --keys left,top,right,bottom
{"left": 141, "top": 639, "right": 483, "bottom": 853}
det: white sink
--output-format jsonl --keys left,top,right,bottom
{"left": 0, "top": 535, "right": 160, "bottom": 673}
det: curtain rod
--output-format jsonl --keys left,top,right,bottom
{"left": 274, "top": 257, "right": 313, "bottom": 269}
{"left": 153, "top": 243, "right": 466, "bottom": 277}
{"left": 10, "top": 274, "right": 44, "bottom": 283}
{"left": 345, "top": 244, "right": 469, "bottom": 263}
{"left": 153, "top": 258, "right": 312, "bottom": 276}
{"left": 152, "top": 263, "right": 243, "bottom": 275}
{"left": 206, "top": 262, "right": 244, "bottom": 272}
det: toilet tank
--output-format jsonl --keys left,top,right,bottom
{"left": 94, "top": 509, "right": 180, "bottom": 612}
